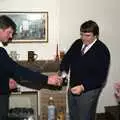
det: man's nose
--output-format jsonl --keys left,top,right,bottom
{"left": 9, "top": 34, "right": 13, "bottom": 40}
{"left": 10, "top": 34, "right": 13, "bottom": 38}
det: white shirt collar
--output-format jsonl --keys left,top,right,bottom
{"left": 0, "top": 42, "right": 3, "bottom": 47}
{"left": 82, "top": 39, "right": 97, "bottom": 54}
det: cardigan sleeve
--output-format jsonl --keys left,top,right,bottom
{"left": 60, "top": 39, "right": 81, "bottom": 73}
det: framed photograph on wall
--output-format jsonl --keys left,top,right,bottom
{"left": 0, "top": 11, "right": 48, "bottom": 43}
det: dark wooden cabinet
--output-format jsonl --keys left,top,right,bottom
{"left": 105, "top": 105, "right": 120, "bottom": 120}
{"left": 96, "top": 105, "right": 120, "bottom": 120}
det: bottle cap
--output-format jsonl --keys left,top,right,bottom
{"left": 49, "top": 96, "right": 53, "bottom": 100}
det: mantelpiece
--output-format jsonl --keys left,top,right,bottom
{"left": 17, "top": 60, "right": 60, "bottom": 72}
{"left": 16, "top": 60, "right": 61, "bottom": 90}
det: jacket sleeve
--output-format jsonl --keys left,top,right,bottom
{"left": 60, "top": 40, "right": 79, "bottom": 73}
{"left": 0, "top": 47, "right": 48, "bottom": 88}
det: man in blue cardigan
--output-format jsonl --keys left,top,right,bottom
{"left": 0, "top": 15, "right": 62, "bottom": 120}
{"left": 60, "top": 20, "right": 110, "bottom": 120}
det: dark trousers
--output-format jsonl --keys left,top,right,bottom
{"left": 0, "top": 95, "right": 9, "bottom": 120}
{"left": 68, "top": 88, "right": 102, "bottom": 120}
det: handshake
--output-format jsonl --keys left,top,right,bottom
{"left": 9, "top": 71, "right": 68, "bottom": 91}
{"left": 47, "top": 71, "right": 68, "bottom": 86}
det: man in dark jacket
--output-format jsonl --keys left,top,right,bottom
{"left": 0, "top": 15, "right": 62, "bottom": 120}
{"left": 60, "top": 20, "right": 110, "bottom": 120}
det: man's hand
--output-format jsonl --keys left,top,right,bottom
{"left": 9, "top": 79, "right": 17, "bottom": 90}
{"left": 71, "top": 84, "right": 84, "bottom": 95}
{"left": 48, "top": 74, "right": 63, "bottom": 86}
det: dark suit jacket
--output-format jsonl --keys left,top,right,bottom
{"left": 60, "top": 39, "right": 110, "bottom": 92}
{"left": 0, "top": 47, "right": 48, "bottom": 95}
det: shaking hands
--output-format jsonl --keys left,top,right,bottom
{"left": 9, "top": 78, "right": 17, "bottom": 90}
{"left": 47, "top": 73, "right": 63, "bottom": 86}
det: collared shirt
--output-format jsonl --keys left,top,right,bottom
{"left": 0, "top": 42, "right": 6, "bottom": 49}
{"left": 81, "top": 39, "right": 97, "bottom": 54}
{"left": 0, "top": 42, "right": 3, "bottom": 47}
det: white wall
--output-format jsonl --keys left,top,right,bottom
{"left": 0, "top": 0, "right": 120, "bottom": 113}
{"left": 59, "top": 0, "right": 120, "bottom": 113}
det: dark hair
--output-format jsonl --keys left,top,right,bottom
{"left": 0, "top": 15, "right": 16, "bottom": 34}
{"left": 80, "top": 20, "right": 99, "bottom": 38}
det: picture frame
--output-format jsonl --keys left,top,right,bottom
{"left": 0, "top": 11, "right": 48, "bottom": 43}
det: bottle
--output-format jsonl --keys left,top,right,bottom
{"left": 42, "top": 113, "right": 47, "bottom": 120}
{"left": 57, "top": 107, "right": 65, "bottom": 120}
{"left": 48, "top": 97, "right": 56, "bottom": 120}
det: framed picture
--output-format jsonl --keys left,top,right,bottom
{"left": 0, "top": 11, "right": 48, "bottom": 43}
